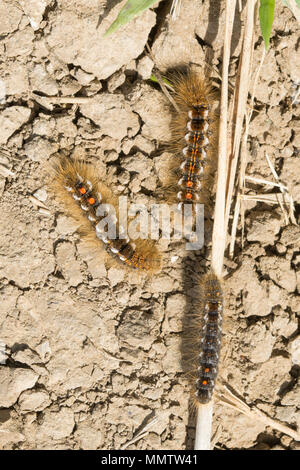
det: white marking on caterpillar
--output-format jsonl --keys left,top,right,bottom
{"left": 86, "top": 180, "right": 93, "bottom": 190}
{"left": 194, "top": 273, "right": 223, "bottom": 405}
{"left": 51, "top": 157, "right": 160, "bottom": 272}
{"left": 164, "top": 70, "right": 217, "bottom": 212}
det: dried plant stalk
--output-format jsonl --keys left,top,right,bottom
{"left": 225, "top": 0, "right": 257, "bottom": 233}
{"left": 194, "top": 0, "right": 237, "bottom": 451}
{"left": 216, "top": 383, "right": 300, "bottom": 442}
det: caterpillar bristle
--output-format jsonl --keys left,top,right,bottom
{"left": 160, "top": 70, "right": 218, "bottom": 212}
{"left": 49, "top": 156, "right": 161, "bottom": 274}
{"left": 183, "top": 272, "right": 223, "bottom": 406}
{"left": 194, "top": 273, "right": 223, "bottom": 405}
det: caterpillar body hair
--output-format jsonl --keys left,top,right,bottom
{"left": 162, "top": 69, "right": 218, "bottom": 211}
{"left": 182, "top": 271, "right": 223, "bottom": 406}
{"left": 50, "top": 156, "right": 160, "bottom": 273}
{"left": 194, "top": 272, "right": 223, "bottom": 405}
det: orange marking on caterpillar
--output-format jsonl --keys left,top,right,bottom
{"left": 193, "top": 273, "right": 223, "bottom": 405}
{"left": 166, "top": 70, "right": 217, "bottom": 207}
{"left": 50, "top": 157, "right": 160, "bottom": 274}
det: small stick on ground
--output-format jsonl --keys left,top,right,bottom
{"left": 216, "top": 383, "right": 300, "bottom": 442}
{"left": 120, "top": 416, "right": 159, "bottom": 450}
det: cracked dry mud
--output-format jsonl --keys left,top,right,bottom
{"left": 0, "top": 0, "right": 299, "bottom": 450}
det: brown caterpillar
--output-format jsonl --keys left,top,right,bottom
{"left": 163, "top": 70, "right": 218, "bottom": 211}
{"left": 194, "top": 272, "right": 223, "bottom": 404}
{"left": 50, "top": 156, "right": 160, "bottom": 273}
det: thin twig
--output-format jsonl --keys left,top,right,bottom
{"left": 29, "top": 195, "right": 49, "bottom": 210}
{"left": 170, "top": 0, "right": 182, "bottom": 20}
{"left": 216, "top": 383, "right": 300, "bottom": 442}
{"left": 120, "top": 416, "right": 159, "bottom": 450}
{"left": 31, "top": 93, "right": 94, "bottom": 111}
{"left": 240, "top": 193, "right": 295, "bottom": 205}
{"left": 146, "top": 44, "right": 180, "bottom": 113}
{"left": 244, "top": 175, "right": 288, "bottom": 189}
{"left": 265, "top": 152, "right": 297, "bottom": 224}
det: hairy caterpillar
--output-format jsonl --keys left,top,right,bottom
{"left": 163, "top": 70, "right": 218, "bottom": 211}
{"left": 194, "top": 272, "right": 223, "bottom": 404}
{"left": 183, "top": 271, "right": 223, "bottom": 405}
{"left": 50, "top": 157, "right": 160, "bottom": 273}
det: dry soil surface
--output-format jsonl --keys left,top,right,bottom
{"left": 0, "top": 0, "right": 299, "bottom": 450}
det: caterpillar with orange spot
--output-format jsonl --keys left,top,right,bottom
{"left": 162, "top": 69, "right": 218, "bottom": 212}
{"left": 50, "top": 156, "right": 160, "bottom": 273}
{"left": 194, "top": 272, "right": 223, "bottom": 404}
{"left": 184, "top": 271, "right": 223, "bottom": 405}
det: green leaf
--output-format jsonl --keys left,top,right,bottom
{"left": 104, "top": 0, "right": 157, "bottom": 36}
{"left": 259, "top": 0, "right": 275, "bottom": 49}
{"left": 149, "top": 74, "right": 172, "bottom": 87}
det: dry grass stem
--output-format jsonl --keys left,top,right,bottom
{"left": 195, "top": 0, "right": 237, "bottom": 451}
{"left": 265, "top": 152, "right": 297, "bottom": 224}
{"left": 120, "top": 416, "right": 159, "bottom": 450}
{"left": 31, "top": 93, "right": 94, "bottom": 110}
{"left": 146, "top": 44, "right": 180, "bottom": 112}
{"left": 216, "top": 383, "right": 300, "bottom": 442}
{"left": 244, "top": 175, "right": 288, "bottom": 189}
{"left": 225, "top": 0, "right": 257, "bottom": 236}
{"left": 29, "top": 195, "right": 49, "bottom": 210}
